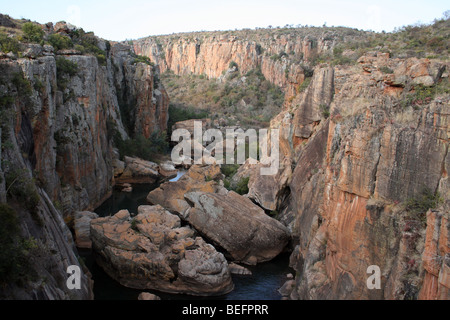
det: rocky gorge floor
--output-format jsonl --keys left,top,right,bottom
{"left": 74, "top": 163, "right": 293, "bottom": 297}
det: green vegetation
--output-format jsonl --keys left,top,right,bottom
{"left": 338, "top": 13, "right": 450, "bottom": 60}
{"left": 132, "top": 54, "right": 154, "bottom": 66}
{"left": 0, "top": 94, "right": 14, "bottom": 108}
{"left": 220, "top": 164, "right": 250, "bottom": 195}
{"left": 168, "top": 103, "right": 210, "bottom": 131}
{"left": 12, "top": 72, "right": 32, "bottom": 96}
{"left": 379, "top": 66, "right": 394, "bottom": 74}
{"left": 0, "top": 32, "right": 20, "bottom": 54}
{"left": 400, "top": 78, "right": 450, "bottom": 109}
{"left": 56, "top": 57, "right": 78, "bottom": 92}
{"left": 5, "top": 169, "right": 41, "bottom": 224}
{"left": 0, "top": 203, "right": 38, "bottom": 285}
{"left": 270, "top": 51, "right": 287, "bottom": 61}
{"left": 234, "top": 176, "right": 250, "bottom": 195}
{"left": 48, "top": 33, "right": 73, "bottom": 51}
{"left": 309, "top": 46, "right": 356, "bottom": 66}
{"left": 406, "top": 187, "right": 443, "bottom": 214}
{"left": 320, "top": 103, "right": 330, "bottom": 119}
{"left": 70, "top": 28, "right": 107, "bottom": 65}
{"left": 56, "top": 57, "right": 78, "bottom": 76}
{"left": 298, "top": 77, "right": 312, "bottom": 93}
{"left": 228, "top": 60, "right": 238, "bottom": 69}
{"left": 162, "top": 67, "right": 284, "bottom": 129}
{"left": 114, "top": 132, "right": 169, "bottom": 162}
{"left": 130, "top": 218, "right": 140, "bottom": 231}
{"left": 220, "top": 164, "right": 240, "bottom": 178}
{"left": 21, "top": 22, "right": 44, "bottom": 43}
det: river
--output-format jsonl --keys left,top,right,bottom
{"left": 79, "top": 174, "right": 293, "bottom": 300}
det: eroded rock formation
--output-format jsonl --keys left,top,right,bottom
{"left": 147, "top": 164, "right": 291, "bottom": 265}
{"left": 90, "top": 206, "right": 234, "bottom": 296}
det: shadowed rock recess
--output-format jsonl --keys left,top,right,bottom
{"left": 0, "top": 13, "right": 449, "bottom": 299}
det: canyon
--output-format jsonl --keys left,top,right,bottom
{"left": 0, "top": 13, "right": 448, "bottom": 300}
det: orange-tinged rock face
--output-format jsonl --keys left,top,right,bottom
{"left": 419, "top": 209, "right": 449, "bottom": 300}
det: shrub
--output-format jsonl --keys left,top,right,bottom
{"left": 168, "top": 104, "right": 209, "bottom": 130}
{"left": 220, "top": 164, "right": 240, "bottom": 178}
{"left": 133, "top": 54, "right": 153, "bottom": 66}
{"left": 229, "top": 60, "right": 238, "bottom": 69}
{"left": 320, "top": 103, "right": 330, "bottom": 119}
{"left": 12, "top": 72, "right": 32, "bottom": 96}
{"left": 399, "top": 81, "right": 449, "bottom": 108}
{"left": 71, "top": 29, "right": 107, "bottom": 66}
{"left": 115, "top": 132, "right": 169, "bottom": 161}
{"left": 0, "top": 32, "right": 20, "bottom": 54}
{"left": 406, "top": 187, "right": 442, "bottom": 214}
{"left": 21, "top": 22, "right": 44, "bottom": 43}
{"left": 0, "top": 203, "right": 38, "bottom": 285}
{"left": 48, "top": 33, "right": 73, "bottom": 51}
{"left": 56, "top": 57, "right": 78, "bottom": 92}
{"left": 5, "top": 169, "right": 41, "bottom": 217}
{"left": 379, "top": 66, "right": 394, "bottom": 74}
{"left": 235, "top": 176, "right": 250, "bottom": 195}
{"left": 56, "top": 57, "right": 78, "bottom": 76}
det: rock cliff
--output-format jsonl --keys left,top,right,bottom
{"left": 135, "top": 26, "right": 449, "bottom": 299}
{"left": 273, "top": 54, "right": 449, "bottom": 299}
{"left": 0, "top": 18, "right": 169, "bottom": 299}
{"left": 133, "top": 30, "right": 341, "bottom": 103}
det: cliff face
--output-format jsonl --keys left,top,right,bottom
{"left": 136, "top": 29, "right": 449, "bottom": 299}
{"left": 133, "top": 32, "right": 338, "bottom": 102}
{"left": 277, "top": 54, "right": 449, "bottom": 300}
{"left": 3, "top": 41, "right": 169, "bottom": 215}
{"left": 0, "top": 20, "right": 169, "bottom": 299}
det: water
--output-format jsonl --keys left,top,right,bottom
{"left": 80, "top": 178, "right": 293, "bottom": 300}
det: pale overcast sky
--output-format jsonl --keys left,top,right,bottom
{"left": 1, "top": 0, "right": 448, "bottom": 41}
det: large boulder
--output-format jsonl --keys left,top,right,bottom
{"left": 147, "top": 164, "right": 291, "bottom": 264}
{"left": 116, "top": 156, "right": 160, "bottom": 183}
{"left": 231, "top": 158, "right": 292, "bottom": 211}
{"left": 90, "top": 206, "right": 233, "bottom": 296}
{"left": 146, "top": 164, "right": 222, "bottom": 214}
{"left": 183, "top": 191, "right": 291, "bottom": 265}
{"left": 74, "top": 211, "right": 99, "bottom": 248}
{"left": 158, "top": 160, "right": 178, "bottom": 180}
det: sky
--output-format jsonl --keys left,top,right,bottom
{"left": 1, "top": 0, "right": 448, "bottom": 41}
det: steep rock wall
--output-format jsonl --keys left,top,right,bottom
{"left": 284, "top": 55, "right": 449, "bottom": 300}
{"left": 0, "top": 37, "right": 169, "bottom": 299}
{"left": 133, "top": 33, "right": 337, "bottom": 102}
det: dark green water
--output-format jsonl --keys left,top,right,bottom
{"left": 80, "top": 180, "right": 293, "bottom": 300}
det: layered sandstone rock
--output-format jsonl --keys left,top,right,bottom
{"left": 3, "top": 39, "right": 169, "bottom": 215}
{"left": 184, "top": 190, "right": 291, "bottom": 265}
{"left": 419, "top": 207, "right": 449, "bottom": 300}
{"left": 146, "top": 164, "right": 222, "bottom": 214}
{"left": 0, "top": 23, "right": 169, "bottom": 299}
{"left": 74, "top": 211, "right": 99, "bottom": 248}
{"left": 90, "top": 206, "right": 234, "bottom": 296}
{"left": 147, "top": 164, "right": 290, "bottom": 264}
{"left": 133, "top": 31, "right": 340, "bottom": 103}
{"left": 279, "top": 54, "right": 449, "bottom": 300}
{"left": 116, "top": 156, "right": 160, "bottom": 183}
